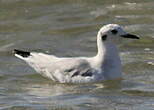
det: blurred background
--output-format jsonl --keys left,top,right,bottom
{"left": 0, "top": 0, "right": 154, "bottom": 109}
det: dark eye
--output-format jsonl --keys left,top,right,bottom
{"left": 111, "top": 29, "right": 118, "bottom": 34}
{"left": 102, "top": 34, "right": 107, "bottom": 41}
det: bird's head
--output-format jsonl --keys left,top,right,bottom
{"left": 98, "top": 24, "right": 139, "bottom": 44}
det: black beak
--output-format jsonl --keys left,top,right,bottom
{"left": 121, "top": 33, "right": 139, "bottom": 39}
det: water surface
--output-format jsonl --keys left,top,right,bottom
{"left": 0, "top": 0, "right": 154, "bottom": 109}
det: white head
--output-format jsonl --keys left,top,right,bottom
{"left": 97, "top": 24, "right": 139, "bottom": 44}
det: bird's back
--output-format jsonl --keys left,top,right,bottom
{"left": 17, "top": 52, "right": 100, "bottom": 83}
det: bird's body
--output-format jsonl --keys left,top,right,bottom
{"left": 14, "top": 41, "right": 122, "bottom": 83}
{"left": 14, "top": 24, "right": 139, "bottom": 83}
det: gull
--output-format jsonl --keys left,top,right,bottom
{"left": 14, "top": 24, "right": 139, "bottom": 83}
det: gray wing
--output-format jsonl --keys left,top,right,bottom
{"left": 23, "top": 53, "right": 94, "bottom": 79}
{"left": 52, "top": 58, "right": 93, "bottom": 78}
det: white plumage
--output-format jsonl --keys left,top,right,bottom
{"left": 14, "top": 24, "right": 139, "bottom": 83}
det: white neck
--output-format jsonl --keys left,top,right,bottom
{"left": 96, "top": 33, "right": 106, "bottom": 59}
{"left": 95, "top": 32, "right": 110, "bottom": 62}
{"left": 93, "top": 33, "right": 122, "bottom": 79}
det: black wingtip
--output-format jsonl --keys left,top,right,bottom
{"left": 13, "top": 49, "right": 31, "bottom": 57}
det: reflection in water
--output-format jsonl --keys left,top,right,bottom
{"left": 25, "top": 83, "right": 77, "bottom": 97}
{"left": 18, "top": 80, "right": 122, "bottom": 109}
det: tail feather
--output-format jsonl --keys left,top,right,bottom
{"left": 14, "top": 49, "right": 31, "bottom": 57}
